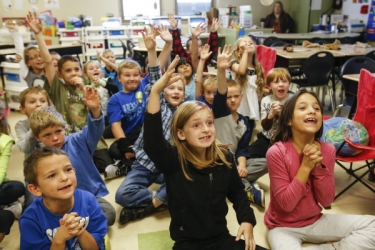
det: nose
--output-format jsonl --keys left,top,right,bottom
{"left": 60, "top": 171, "right": 68, "bottom": 181}
{"left": 52, "top": 133, "right": 59, "bottom": 141}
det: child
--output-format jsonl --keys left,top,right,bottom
{"left": 116, "top": 55, "right": 185, "bottom": 225}
{"left": 231, "top": 36, "right": 266, "bottom": 136}
{"left": 27, "top": 12, "right": 114, "bottom": 173}
{"left": 168, "top": 14, "right": 220, "bottom": 72}
{"left": 29, "top": 87, "right": 116, "bottom": 226}
{"left": 143, "top": 63, "right": 266, "bottom": 250}
{"left": 213, "top": 45, "right": 266, "bottom": 208}
{"left": 105, "top": 25, "right": 173, "bottom": 179}
{"left": 15, "top": 86, "right": 51, "bottom": 208}
{"left": 0, "top": 99, "right": 24, "bottom": 219}
{"left": 20, "top": 147, "right": 107, "bottom": 250}
{"left": 175, "top": 57, "right": 196, "bottom": 101}
{"left": 99, "top": 49, "right": 122, "bottom": 91}
{"left": 265, "top": 89, "right": 375, "bottom": 249}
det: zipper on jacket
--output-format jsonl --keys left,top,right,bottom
{"left": 209, "top": 173, "right": 213, "bottom": 199}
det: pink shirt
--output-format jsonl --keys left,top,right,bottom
{"left": 264, "top": 140, "right": 336, "bottom": 229}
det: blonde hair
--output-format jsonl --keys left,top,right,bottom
{"left": 233, "top": 36, "right": 265, "bottom": 99}
{"left": 202, "top": 75, "right": 217, "bottom": 91}
{"left": 102, "top": 49, "right": 114, "bottom": 57}
{"left": 83, "top": 60, "right": 101, "bottom": 74}
{"left": 19, "top": 86, "right": 51, "bottom": 108}
{"left": 29, "top": 106, "right": 66, "bottom": 136}
{"left": 24, "top": 46, "right": 40, "bottom": 71}
{"left": 170, "top": 101, "right": 231, "bottom": 181}
{"left": 266, "top": 68, "right": 291, "bottom": 86}
{"left": 117, "top": 60, "right": 142, "bottom": 75}
{"left": 170, "top": 73, "right": 187, "bottom": 90}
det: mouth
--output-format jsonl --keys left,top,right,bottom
{"left": 171, "top": 96, "right": 180, "bottom": 100}
{"left": 278, "top": 89, "right": 285, "bottom": 94}
{"left": 94, "top": 72, "right": 100, "bottom": 77}
{"left": 54, "top": 143, "right": 61, "bottom": 148}
{"left": 304, "top": 118, "right": 317, "bottom": 123}
{"left": 199, "top": 135, "right": 211, "bottom": 141}
{"left": 58, "top": 184, "right": 72, "bottom": 191}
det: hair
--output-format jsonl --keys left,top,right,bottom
{"left": 29, "top": 106, "right": 66, "bottom": 137}
{"left": 175, "top": 57, "right": 193, "bottom": 77}
{"left": 57, "top": 55, "right": 81, "bottom": 72}
{"left": 23, "top": 46, "right": 40, "bottom": 71}
{"left": 19, "top": 86, "right": 51, "bottom": 108}
{"left": 266, "top": 68, "right": 291, "bottom": 86}
{"left": 273, "top": 1, "right": 285, "bottom": 14}
{"left": 202, "top": 75, "right": 217, "bottom": 92}
{"left": 170, "top": 101, "right": 231, "bottom": 181}
{"left": 233, "top": 36, "right": 265, "bottom": 100}
{"left": 117, "top": 59, "right": 142, "bottom": 75}
{"left": 49, "top": 51, "right": 61, "bottom": 57}
{"left": 83, "top": 60, "right": 100, "bottom": 74}
{"left": 226, "top": 78, "right": 242, "bottom": 92}
{"left": 170, "top": 73, "right": 187, "bottom": 89}
{"left": 24, "top": 147, "right": 68, "bottom": 185}
{"left": 0, "top": 100, "right": 10, "bottom": 135}
{"left": 185, "top": 37, "right": 202, "bottom": 51}
{"left": 102, "top": 49, "right": 115, "bottom": 57}
{"left": 271, "top": 88, "right": 323, "bottom": 145}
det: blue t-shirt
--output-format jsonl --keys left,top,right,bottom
{"left": 103, "top": 66, "right": 122, "bottom": 92}
{"left": 198, "top": 95, "right": 213, "bottom": 109}
{"left": 107, "top": 74, "right": 151, "bottom": 136}
{"left": 19, "top": 189, "right": 107, "bottom": 250}
{"left": 184, "top": 73, "right": 196, "bottom": 102}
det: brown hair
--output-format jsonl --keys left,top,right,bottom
{"left": 57, "top": 55, "right": 81, "bottom": 72}
{"left": 24, "top": 147, "right": 68, "bottom": 185}
{"left": 266, "top": 68, "right": 291, "bottom": 86}
{"left": 170, "top": 101, "right": 231, "bottom": 181}
{"left": 23, "top": 46, "right": 40, "bottom": 71}
{"left": 233, "top": 36, "right": 265, "bottom": 99}
{"left": 19, "top": 86, "right": 51, "bottom": 108}
{"left": 29, "top": 106, "right": 66, "bottom": 137}
{"left": 271, "top": 88, "right": 323, "bottom": 145}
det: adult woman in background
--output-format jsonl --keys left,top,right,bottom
{"left": 265, "top": 1, "right": 294, "bottom": 33}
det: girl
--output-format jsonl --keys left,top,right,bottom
{"left": 265, "top": 89, "right": 375, "bottom": 249}
{"left": 144, "top": 67, "right": 267, "bottom": 250}
{"left": 175, "top": 57, "right": 196, "bottom": 102}
{"left": 231, "top": 36, "right": 266, "bottom": 135}
{"left": 0, "top": 100, "right": 24, "bottom": 219}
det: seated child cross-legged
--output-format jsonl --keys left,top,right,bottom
{"left": 265, "top": 89, "right": 375, "bottom": 250}
{"left": 213, "top": 45, "right": 267, "bottom": 208}
{"left": 143, "top": 51, "right": 268, "bottom": 250}
{"left": 29, "top": 87, "right": 116, "bottom": 226}
{"left": 20, "top": 147, "right": 107, "bottom": 250}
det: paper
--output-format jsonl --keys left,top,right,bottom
{"left": 2, "top": 0, "right": 11, "bottom": 11}
{"left": 44, "top": 0, "right": 60, "bottom": 9}
{"left": 311, "top": 0, "right": 322, "bottom": 10}
{"left": 14, "top": 0, "right": 23, "bottom": 9}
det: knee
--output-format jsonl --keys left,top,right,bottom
{"left": 115, "top": 185, "right": 143, "bottom": 207}
{"left": 105, "top": 208, "right": 116, "bottom": 226}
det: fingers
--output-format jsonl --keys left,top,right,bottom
{"left": 166, "top": 55, "right": 180, "bottom": 72}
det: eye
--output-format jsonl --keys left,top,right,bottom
{"left": 47, "top": 173, "right": 55, "bottom": 178}
{"left": 207, "top": 121, "right": 214, "bottom": 126}
{"left": 299, "top": 106, "right": 306, "bottom": 110}
{"left": 314, "top": 107, "right": 321, "bottom": 111}
{"left": 43, "top": 134, "right": 51, "bottom": 138}
{"left": 66, "top": 167, "right": 74, "bottom": 172}
{"left": 192, "top": 123, "right": 199, "bottom": 128}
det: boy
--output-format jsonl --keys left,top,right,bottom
{"left": 20, "top": 147, "right": 107, "bottom": 250}
{"left": 213, "top": 45, "right": 267, "bottom": 208}
{"left": 116, "top": 53, "right": 185, "bottom": 225}
{"left": 168, "top": 14, "right": 220, "bottom": 72}
{"left": 105, "top": 24, "right": 173, "bottom": 179}
{"left": 26, "top": 12, "right": 114, "bottom": 173}
{"left": 98, "top": 49, "right": 122, "bottom": 91}
{"left": 29, "top": 86, "right": 116, "bottom": 226}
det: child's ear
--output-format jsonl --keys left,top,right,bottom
{"left": 177, "top": 129, "right": 186, "bottom": 141}
{"left": 28, "top": 183, "right": 43, "bottom": 197}
{"left": 20, "top": 106, "right": 26, "bottom": 115}
{"left": 34, "top": 134, "right": 41, "bottom": 142}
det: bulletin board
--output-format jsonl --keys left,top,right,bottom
{"left": 342, "top": 0, "right": 370, "bottom": 23}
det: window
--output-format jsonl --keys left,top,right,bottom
{"left": 176, "top": 0, "right": 212, "bottom": 16}
{"left": 121, "top": 0, "right": 161, "bottom": 20}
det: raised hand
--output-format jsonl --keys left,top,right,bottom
{"left": 152, "top": 55, "right": 181, "bottom": 94}
{"left": 190, "top": 22, "right": 206, "bottom": 38}
{"left": 141, "top": 25, "right": 156, "bottom": 51}
{"left": 167, "top": 13, "right": 178, "bottom": 30}
{"left": 83, "top": 86, "right": 100, "bottom": 110}
{"left": 5, "top": 21, "right": 18, "bottom": 32}
{"left": 200, "top": 44, "right": 212, "bottom": 61}
{"left": 210, "top": 18, "right": 221, "bottom": 33}
{"left": 26, "top": 11, "right": 42, "bottom": 35}
{"left": 217, "top": 45, "right": 235, "bottom": 70}
{"left": 157, "top": 24, "right": 172, "bottom": 43}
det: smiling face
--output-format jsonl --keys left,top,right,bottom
{"left": 118, "top": 68, "right": 141, "bottom": 93}
{"left": 26, "top": 48, "right": 44, "bottom": 72}
{"left": 20, "top": 92, "right": 50, "bottom": 117}
{"left": 164, "top": 80, "right": 185, "bottom": 108}
{"left": 289, "top": 93, "right": 322, "bottom": 137}
{"left": 30, "top": 154, "right": 76, "bottom": 201}
{"left": 35, "top": 126, "right": 66, "bottom": 149}
{"left": 177, "top": 108, "right": 215, "bottom": 154}
{"left": 58, "top": 61, "right": 82, "bottom": 85}
{"left": 84, "top": 61, "right": 102, "bottom": 81}
{"left": 270, "top": 77, "right": 290, "bottom": 101}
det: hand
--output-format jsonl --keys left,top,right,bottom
{"left": 190, "top": 23, "right": 206, "bottom": 38}
{"left": 270, "top": 101, "right": 282, "bottom": 117}
{"left": 237, "top": 165, "right": 248, "bottom": 178}
{"left": 60, "top": 212, "right": 84, "bottom": 236}
{"left": 151, "top": 55, "right": 181, "bottom": 94}
{"left": 217, "top": 45, "right": 235, "bottom": 70}
{"left": 92, "top": 76, "right": 100, "bottom": 86}
{"left": 125, "top": 150, "right": 134, "bottom": 160}
{"left": 5, "top": 21, "right": 18, "bottom": 32}
{"left": 96, "top": 50, "right": 102, "bottom": 63}
{"left": 70, "top": 77, "right": 85, "bottom": 90}
{"left": 302, "top": 142, "right": 323, "bottom": 170}
{"left": 167, "top": 13, "right": 178, "bottom": 30}
{"left": 157, "top": 25, "right": 172, "bottom": 43}
{"left": 210, "top": 18, "right": 221, "bottom": 33}
{"left": 83, "top": 86, "right": 100, "bottom": 110}
{"left": 236, "top": 222, "right": 256, "bottom": 250}
{"left": 200, "top": 44, "right": 212, "bottom": 61}
{"left": 141, "top": 25, "right": 157, "bottom": 51}
{"left": 26, "top": 11, "right": 42, "bottom": 35}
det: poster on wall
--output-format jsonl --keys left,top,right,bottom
{"left": 44, "top": 0, "right": 59, "bottom": 9}
{"left": 2, "top": 0, "right": 11, "bottom": 11}
{"left": 366, "top": 0, "right": 375, "bottom": 39}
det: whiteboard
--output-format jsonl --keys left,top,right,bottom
{"left": 122, "top": 0, "right": 161, "bottom": 18}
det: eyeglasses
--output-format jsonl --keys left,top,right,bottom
{"left": 28, "top": 54, "right": 42, "bottom": 60}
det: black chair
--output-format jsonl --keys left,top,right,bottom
{"left": 127, "top": 39, "right": 147, "bottom": 68}
{"left": 308, "top": 37, "right": 329, "bottom": 45}
{"left": 247, "top": 34, "right": 259, "bottom": 45}
{"left": 263, "top": 36, "right": 280, "bottom": 47}
{"left": 294, "top": 51, "right": 336, "bottom": 111}
{"left": 365, "top": 50, "right": 375, "bottom": 62}
{"left": 337, "top": 56, "right": 375, "bottom": 118}
{"left": 339, "top": 36, "right": 355, "bottom": 44}
{"left": 270, "top": 40, "right": 288, "bottom": 47}
{"left": 118, "top": 39, "right": 127, "bottom": 59}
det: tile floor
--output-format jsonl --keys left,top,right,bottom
{"left": 1, "top": 88, "right": 375, "bottom": 250}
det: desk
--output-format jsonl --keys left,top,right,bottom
{"left": 132, "top": 46, "right": 163, "bottom": 68}
{"left": 335, "top": 45, "right": 375, "bottom": 57}
{"left": 342, "top": 74, "right": 360, "bottom": 82}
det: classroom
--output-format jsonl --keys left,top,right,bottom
{"left": 1, "top": 0, "right": 375, "bottom": 249}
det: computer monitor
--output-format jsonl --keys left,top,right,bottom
{"left": 151, "top": 16, "right": 181, "bottom": 30}
{"left": 189, "top": 17, "right": 208, "bottom": 34}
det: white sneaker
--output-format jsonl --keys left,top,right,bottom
{"left": 104, "top": 160, "right": 128, "bottom": 180}
{"left": 3, "top": 200, "right": 23, "bottom": 219}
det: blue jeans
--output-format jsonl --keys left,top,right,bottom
{"left": 115, "top": 161, "right": 167, "bottom": 208}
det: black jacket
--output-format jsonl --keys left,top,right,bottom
{"left": 144, "top": 110, "right": 256, "bottom": 242}
{"left": 265, "top": 12, "right": 295, "bottom": 33}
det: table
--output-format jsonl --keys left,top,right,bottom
{"left": 334, "top": 44, "right": 375, "bottom": 57}
{"left": 342, "top": 74, "right": 360, "bottom": 82}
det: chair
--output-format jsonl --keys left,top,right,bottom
{"left": 127, "top": 39, "right": 147, "bottom": 68}
{"left": 365, "top": 50, "right": 375, "bottom": 62}
{"left": 293, "top": 51, "right": 336, "bottom": 111}
{"left": 308, "top": 37, "right": 329, "bottom": 45}
{"left": 256, "top": 45, "right": 276, "bottom": 77}
{"left": 334, "top": 69, "right": 375, "bottom": 200}
{"left": 339, "top": 36, "right": 355, "bottom": 44}
{"left": 118, "top": 39, "right": 127, "bottom": 59}
{"left": 270, "top": 40, "right": 288, "bottom": 47}
{"left": 247, "top": 34, "right": 259, "bottom": 45}
{"left": 263, "top": 36, "right": 281, "bottom": 47}
{"left": 338, "top": 56, "right": 375, "bottom": 118}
